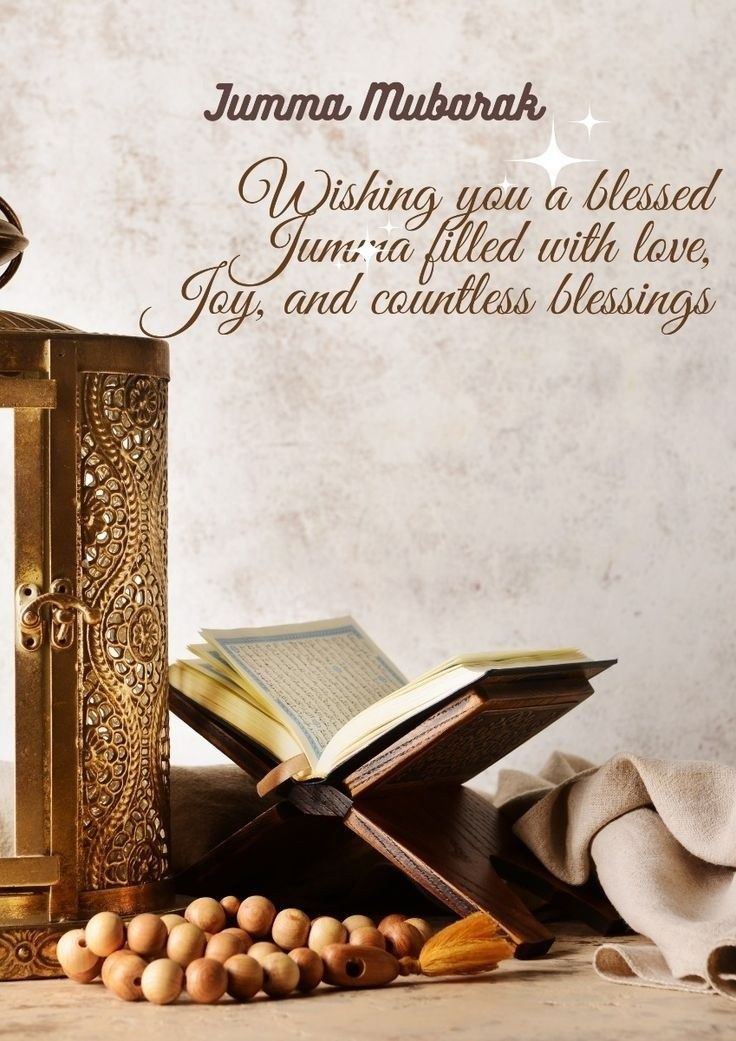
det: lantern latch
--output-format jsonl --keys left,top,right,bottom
{"left": 16, "top": 580, "right": 102, "bottom": 651}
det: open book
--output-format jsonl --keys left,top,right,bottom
{"left": 169, "top": 616, "right": 595, "bottom": 782}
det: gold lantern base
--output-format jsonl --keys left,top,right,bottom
{"left": 0, "top": 881, "right": 176, "bottom": 980}
{"left": 0, "top": 920, "right": 83, "bottom": 981}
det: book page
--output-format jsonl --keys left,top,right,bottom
{"left": 315, "top": 649, "right": 595, "bottom": 777}
{"left": 202, "top": 617, "right": 407, "bottom": 761}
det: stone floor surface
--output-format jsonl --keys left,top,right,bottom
{"left": 0, "top": 930, "right": 732, "bottom": 1040}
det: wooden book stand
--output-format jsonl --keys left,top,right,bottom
{"left": 170, "top": 659, "right": 620, "bottom": 958}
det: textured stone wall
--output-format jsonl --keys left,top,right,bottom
{"left": 0, "top": 0, "right": 734, "bottom": 785}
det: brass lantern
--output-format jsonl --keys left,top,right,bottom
{"left": 0, "top": 199, "right": 173, "bottom": 979}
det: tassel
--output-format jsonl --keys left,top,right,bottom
{"left": 398, "top": 911, "right": 516, "bottom": 977}
{"left": 321, "top": 913, "right": 516, "bottom": 988}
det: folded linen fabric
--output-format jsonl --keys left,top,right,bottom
{"left": 495, "top": 751, "right": 736, "bottom": 998}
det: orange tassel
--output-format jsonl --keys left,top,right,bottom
{"left": 398, "top": 911, "right": 515, "bottom": 977}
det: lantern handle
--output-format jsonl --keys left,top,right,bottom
{"left": 0, "top": 197, "right": 28, "bottom": 290}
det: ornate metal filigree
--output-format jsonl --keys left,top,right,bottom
{"left": 79, "top": 373, "right": 170, "bottom": 890}
{"left": 0, "top": 926, "right": 63, "bottom": 980}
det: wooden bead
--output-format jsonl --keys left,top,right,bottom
{"left": 221, "top": 926, "right": 253, "bottom": 950}
{"left": 84, "top": 911, "right": 125, "bottom": 958}
{"left": 224, "top": 954, "right": 263, "bottom": 1001}
{"left": 161, "top": 913, "right": 187, "bottom": 934}
{"left": 289, "top": 947, "right": 323, "bottom": 992}
{"left": 377, "top": 913, "right": 406, "bottom": 933}
{"left": 342, "top": 914, "right": 374, "bottom": 933}
{"left": 322, "top": 943, "right": 399, "bottom": 988}
{"left": 271, "top": 908, "right": 310, "bottom": 950}
{"left": 405, "top": 917, "right": 434, "bottom": 944}
{"left": 56, "top": 929, "right": 103, "bottom": 983}
{"left": 103, "top": 950, "right": 148, "bottom": 1001}
{"left": 185, "top": 897, "right": 226, "bottom": 934}
{"left": 307, "top": 916, "right": 346, "bottom": 955}
{"left": 185, "top": 957, "right": 228, "bottom": 1004}
{"left": 248, "top": 941, "right": 280, "bottom": 964}
{"left": 349, "top": 926, "right": 386, "bottom": 949}
{"left": 236, "top": 895, "right": 276, "bottom": 937}
{"left": 167, "top": 922, "right": 207, "bottom": 967}
{"left": 101, "top": 949, "right": 142, "bottom": 989}
{"left": 67, "top": 959, "right": 105, "bottom": 985}
{"left": 261, "top": 951, "right": 299, "bottom": 997}
{"left": 382, "top": 921, "right": 424, "bottom": 959}
{"left": 206, "top": 931, "right": 250, "bottom": 963}
{"left": 141, "top": 958, "right": 184, "bottom": 1005}
{"left": 220, "top": 895, "right": 241, "bottom": 919}
{"left": 126, "top": 913, "right": 168, "bottom": 957}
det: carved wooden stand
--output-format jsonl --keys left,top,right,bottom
{"left": 171, "top": 660, "right": 620, "bottom": 958}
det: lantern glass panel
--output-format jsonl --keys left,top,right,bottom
{"left": 0, "top": 409, "right": 13, "bottom": 852}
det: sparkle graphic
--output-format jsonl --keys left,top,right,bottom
{"left": 380, "top": 217, "right": 396, "bottom": 236}
{"left": 513, "top": 118, "right": 594, "bottom": 188}
{"left": 496, "top": 174, "right": 516, "bottom": 194}
{"left": 571, "top": 104, "right": 608, "bottom": 139}
{"left": 356, "top": 229, "right": 379, "bottom": 265}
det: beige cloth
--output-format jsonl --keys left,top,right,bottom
{"left": 169, "top": 764, "right": 268, "bottom": 873}
{"left": 496, "top": 751, "right": 736, "bottom": 999}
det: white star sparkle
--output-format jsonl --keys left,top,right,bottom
{"left": 356, "top": 229, "right": 379, "bottom": 265}
{"left": 496, "top": 174, "right": 516, "bottom": 194}
{"left": 380, "top": 217, "right": 396, "bottom": 236}
{"left": 513, "top": 118, "right": 594, "bottom": 188}
{"left": 571, "top": 104, "right": 608, "bottom": 139}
